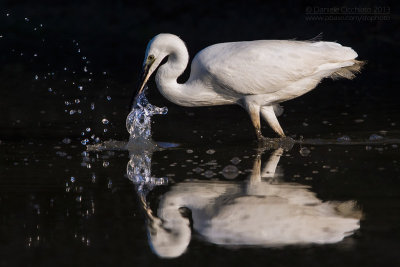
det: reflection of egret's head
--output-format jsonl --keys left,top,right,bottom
{"left": 146, "top": 207, "right": 191, "bottom": 258}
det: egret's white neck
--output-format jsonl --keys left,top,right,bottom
{"left": 155, "top": 38, "right": 192, "bottom": 106}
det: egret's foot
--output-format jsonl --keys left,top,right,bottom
{"left": 257, "top": 136, "right": 294, "bottom": 151}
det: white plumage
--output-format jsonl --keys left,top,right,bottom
{"left": 136, "top": 33, "right": 364, "bottom": 139}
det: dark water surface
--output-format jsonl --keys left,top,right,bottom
{"left": 1, "top": 2, "right": 400, "bottom": 266}
{"left": 1, "top": 124, "right": 400, "bottom": 266}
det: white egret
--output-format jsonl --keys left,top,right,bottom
{"left": 136, "top": 33, "right": 364, "bottom": 140}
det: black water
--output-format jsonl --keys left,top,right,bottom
{"left": 1, "top": 1, "right": 400, "bottom": 266}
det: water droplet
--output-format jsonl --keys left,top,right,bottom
{"left": 81, "top": 139, "right": 89, "bottom": 145}
{"left": 86, "top": 128, "right": 91, "bottom": 132}
{"left": 78, "top": 86, "right": 83, "bottom": 91}
{"left": 103, "top": 161, "right": 109, "bottom": 167}
{"left": 206, "top": 149, "right": 215, "bottom": 155}
{"left": 69, "top": 110, "right": 75, "bottom": 115}
{"left": 83, "top": 66, "right": 88, "bottom": 72}
{"left": 193, "top": 167, "right": 204, "bottom": 173}
{"left": 74, "top": 99, "right": 80, "bottom": 104}
{"left": 102, "top": 118, "right": 109, "bottom": 125}
{"left": 204, "top": 170, "right": 215, "bottom": 178}
{"left": 222, "top": 165, "right": 239, "bottom": 179}
{"left": 62, "top": 138, "right": 71, "bottom": 144}
{"left": 186, "top": 149, "right": 194, "bottom": 154}
{"left": 70, "top": 177, "right": 75, "bottom": 183}
{"left": 106, "top": 96, "right": 111, "bottom": 101}
{"left": 299, "top": 147, "right": 311, "bottom": 156}
{"left": 34, "top": 75, "right": 38, "bottom": 80}
{"left": 90, "top": 103, "right": 95, "bottom": 110}
{"left": 337, "top": 135, "right": 351, "bottom": 142}
{"left": 24, "top": 17, "right": 29, "bottom": 22}
{"left": 369, "top": 134, "right": 383, "bottom": 141}
{"left": 48, "top": 88, "right": 52, "bottom": 92}
{"left": 230, "top": 157, "right": 241, "bottom": 165}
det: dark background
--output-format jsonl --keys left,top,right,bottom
{"left": 0, "top": 0, "right": 399, "bottom": 142}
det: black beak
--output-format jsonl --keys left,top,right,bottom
{"left": 129, "top": 55, "right": 157, "bottom": 111}
{"left": 129, "top": 62, "right": 151, "bottom": 110}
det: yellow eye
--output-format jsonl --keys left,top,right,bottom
{"left": 148, "top": 55, "right": 155, "bottom": 60}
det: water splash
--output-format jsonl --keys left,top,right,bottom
{"left": 127, "top": 151, "right": 168, "bottom": 192}
{"left": 126, "top": 85, "right": 168, "bottom": 140}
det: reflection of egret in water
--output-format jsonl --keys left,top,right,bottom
{"left": 130, "top": 147, "right": 362, "bottom": 259}
{"left": 125, "top": 141, "right": 190, "bottom": 258}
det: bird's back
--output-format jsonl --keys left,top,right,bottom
{"left": 190, "top": 40, "right": 359, "bottom": 96}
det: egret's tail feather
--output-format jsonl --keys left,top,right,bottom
{"left": 330, "top": 60, "right": 366, "bottom": 80}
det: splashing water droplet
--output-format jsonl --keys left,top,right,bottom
{"left": 126, "top": 86, "right": 168, "bottom": 140}
{"left": 369, "top": 134, "right": 383, "bottom": 141}
{"left": 337, "top": 135, "right": 351, "bottom": 142}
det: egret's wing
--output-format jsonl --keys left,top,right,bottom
{"left": 192, "top": 40, "right": 358, "bottom": 96}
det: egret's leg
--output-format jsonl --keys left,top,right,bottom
{"left": 243, "top": 102, "right": 263, "bottom": 139}
{"left": 260, "top": 106, "right": 285, "bottom": 137}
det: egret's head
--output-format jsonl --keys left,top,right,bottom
{"left": 138, "top": 33, "right": 173, "bottom": 94}
{"left": 135, "top": 34, "right": 186, "bottom": 98}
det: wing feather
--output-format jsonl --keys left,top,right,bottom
{"left": 191, "top": 40, "right": 358, "bottom": 96}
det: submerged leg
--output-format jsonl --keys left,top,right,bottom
{"left": 260, "top": 106, "right": 285, "bottom": 137}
